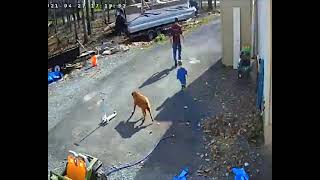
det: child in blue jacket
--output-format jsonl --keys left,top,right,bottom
{"left": 177, "top": 61, "right": 188, "bottom": 90}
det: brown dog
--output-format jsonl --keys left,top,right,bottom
{"left": 130, "top": 91, "right": 154, "bottom": 125}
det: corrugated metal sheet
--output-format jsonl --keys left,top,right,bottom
{"left": 127, "top": 5, "right": 196, "bottom": 33}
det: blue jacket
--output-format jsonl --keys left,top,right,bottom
{"left": 177, "top": 67, "right": 187, "bottom": 84}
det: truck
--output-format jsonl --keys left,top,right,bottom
{"left": 115, "top": 1, "right": 198, "bottom": 40}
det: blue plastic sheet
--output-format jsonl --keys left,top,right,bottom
{"left": 173, "top": 167, "right": 189, "bottom": 180}
{"left": 232, "top": 168, "right": 249, "bottom": 180}
{"left": 48, "top": 71, "right": 63, "bottom": 84}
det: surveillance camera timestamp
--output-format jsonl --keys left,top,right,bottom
{"left": 48, "top": 2, "right": 113, "bottom": 9}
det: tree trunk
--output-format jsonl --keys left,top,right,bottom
{"left": 76, "top": 3, "right": 81, "bottom": 28}
{"left": 60, "top": 6, "right": 65, "bottom": 25}
{"left": 68, "top": 8, "right": 72, "bottom": 32}
{"left": 208, "top": 0, "right": 213, "bottom": 10}
{"left": 53, "top": 6, "right": 58, "bottom": 34}
{"left": 91, "top": 0, "right": 95, "bottom": 21}
{"left": 66, "top": 16, "right": 69, "bottom": 28}
{"left": 214, "top": 0, "right": 217, "bottom": 12}
{"left": 107, "top": 0, "right": 110, "bottom": 23}
{"left": 65, "top": 0, "right": 70, "bottom": 30}
{"left": 73, "top": 8, "right": 78, "bottom": 40}
{"left": 126, "top": 0, "right": 132, "bottom": 6}
{"left": 100, "top": 0, "right": 107, "bottom": 24}
{"left": 85, "top": 0, "right": 92, "bottom": 35}
{"left": 62, "top": 10, "right": 66, "bottom": 25}
{"left": 81, "top": 5, "right": 88, "bottom": 44}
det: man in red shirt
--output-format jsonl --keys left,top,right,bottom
{"left": 170, "top": 18, "right": 184, "bottom": 67}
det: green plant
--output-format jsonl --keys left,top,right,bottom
{"left": 154, "top": 33, "right": 167, "bottom": 42}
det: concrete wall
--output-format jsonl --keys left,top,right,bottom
{"left": 257, "top": 0, "right": 272, "bottom": 146}
{"left": 221, "top": 0, "right": 252, "bottom": 66}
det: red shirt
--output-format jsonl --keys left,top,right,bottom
{"left": 170, "top": 24, "right": 182, "bottom": 44}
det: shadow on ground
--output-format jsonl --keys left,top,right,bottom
{"left": 133, "top": 60, "right": 257, "bottom": 180}
{"left": 139, "top": 66, "right": 176, "bottom": 89}
{"left": 132, "top": 59, "right": 270, "bottom": 179}
{"left": 255, "top": 144, "right": 272, "bottom": 180}
{"left": 115, "top": 118, "right": 153, "bottom": 138}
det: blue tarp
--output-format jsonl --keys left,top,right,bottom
{"left": 173, "top": 167, "right": 189, "bottom": 180}
{"left": 48, "top": 71, "right": 63, "bottom": 84}
{"left": 232, "top": 168, "right": 249, "bottom": 180}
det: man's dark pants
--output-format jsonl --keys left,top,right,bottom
{"left": 172, "top": 43, "right": 182, "bottom": 66}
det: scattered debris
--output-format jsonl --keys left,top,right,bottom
{"left": 196, "top": 166, "right": 211, "bottom": 176}
{"left": 66, "top": 62, "right": 83, "bottom": 69}
{"left": 103, "top": 22, "right": 115, "bottom": 32}
{"left": 102, "top": 50, "right": 112, "bottom": 55}
{"left": 256, "top": 169, "right": 260, "bottom": 174}
{"left": 63, "top": 74, "right": 69, "bottom": 80}
{"left": 189, "top": 57, "right": 201, "bottom": 64}
{"left": 186, "top": 18, "right": 192, "bottom": 23}
{"left": 208, "top": 139, "right": 215, "bottom": 146}
{"left": 197, "top": 170, "right": 204, "bottom": 174}
{"left": 118, "top": 44, "right": 130, "bottom": 51}
{"left": 96, "top": 99, "right": 103, "bottom": 106}
{"left": 199, "top": 78, "right": 264, "bottom": 178}
{"left": 101, "top": 41, "right": 114, "bottom": 50}
{"left": 130, "top": 42, "right": 152, "bottom": 48}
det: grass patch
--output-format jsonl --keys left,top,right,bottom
{"left": 153, "top": 33, "right": 169, "bottom": 43}
{"left": 183, "top": 14, "right": 220, "bottom": 33}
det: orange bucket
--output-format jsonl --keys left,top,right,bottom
{"left": 66, "top": 155, "right": 86, "bottom": 180}
{"left": 91, "top": 55, "right": 97, "bottom": 67}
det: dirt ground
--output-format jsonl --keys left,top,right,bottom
{"left": 186, "top": 60, "right": 270, "bottom": 179}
